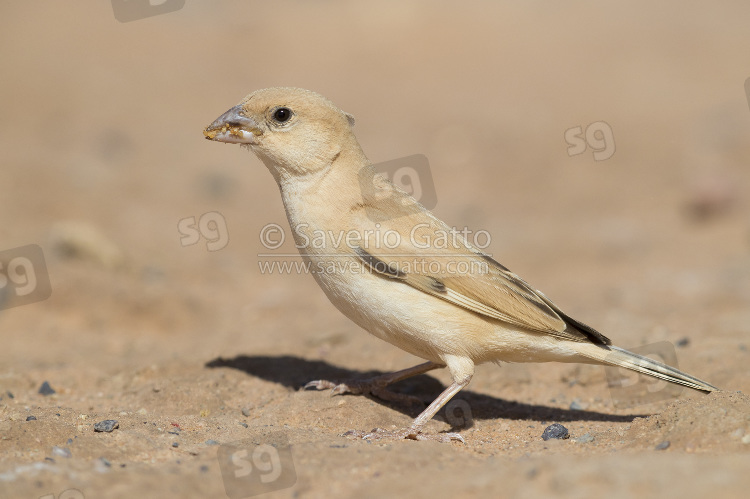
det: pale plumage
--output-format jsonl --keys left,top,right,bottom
{"left": 205, "top": 87, "right": 718, "bottom": 442}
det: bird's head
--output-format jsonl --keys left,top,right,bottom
{"left": 204, "top": 87, "right": 358, "bottom": 182}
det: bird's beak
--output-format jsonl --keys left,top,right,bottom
{"left": 203, "top": 105, "right": 263, "bottom": 144}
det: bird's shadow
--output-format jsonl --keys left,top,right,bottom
{"left": 207, "top": 355, "right": 648, "bottom": 426}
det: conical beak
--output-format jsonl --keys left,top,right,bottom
{"left": 203, "top": 105, "right": 263, "bottom": 144}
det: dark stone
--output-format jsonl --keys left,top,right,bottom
{"left": 94, "top": 420, "right": 119, "bottom": 433}
{"left": 38, "top": 381, "right": 56, "bottom": 396}
{"left": 675, "top": 337, "right": 690, "bottom": 348}
{"left": 541, "top": 423, "right": 570, "bottom": 441}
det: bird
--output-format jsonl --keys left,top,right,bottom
{"left": 204, "top": 87, "right": 719, "bottom": 442}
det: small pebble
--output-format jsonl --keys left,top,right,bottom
{"left": 239, "top": 422, "right": 248, "bottom": 428}
{"left": 26, "top": 416, "right": 37, "bottom": 421}
{"left": 569, "top": 400, "right": 584, "bottom": 411}
{"left": 172, "top": 442, "right": 179, "bottom": 448}
{"left": 541, "top": 423, "right": 569, "bottom": 441}
{"left": 6, "top": 391, "right": 14, "bottom": 399}
{"left": 241, "top": 406, "right": 253, "bottom": 417}
{"left": 52, "top": 446, "right": 72, "bottom": 458}
{"left": 655, "top": 441, "right": 670, "bottom": 450}
{"left": 94, "top": 420, "right": 119, "bottom": 433}
{"left": 573, "top": 433, "right": 595, "bottom": 443}
{"left": 741, "top": 435, "right": 750, "bottom": 445}
{"left": 200, "top": 465, "right": 209, "bottom": 473}
{"left": 38, "top": 381, "right": 56, "bottom": 396}
{"left": 94, "top": 457, "right": 112, "bottom": 473}
{"left": 205, "top": 440, "right": 219, "bottom": 446}
{"left": 675, "top": 337, "right": 690, "bottom": 348}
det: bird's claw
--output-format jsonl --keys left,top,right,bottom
{"left": 304, "top": 379, "right": 352, "bottom": 394}
{"left": 303, "top": 378, "right": 424, "bottom": 406}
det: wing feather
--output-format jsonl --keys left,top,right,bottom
{"left": 353, "top": 168, "right": 610, "bottom": 344}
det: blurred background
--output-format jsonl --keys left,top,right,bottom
{"left": 1, "top": 2, "right": 749, "bottom": 497}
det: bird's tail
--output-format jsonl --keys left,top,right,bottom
{"left": 573, "top": 343, "right": 719, "bottom": 393}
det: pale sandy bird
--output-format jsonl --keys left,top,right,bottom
{"left": 204, "top": 87, "right": 718, "bottom": 442}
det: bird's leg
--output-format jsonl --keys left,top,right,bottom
{"left": 346, "top": 375, "right": 472, "bottom": 443}
{"left": 304, "top": 361, "right": 442, "bottom": 406}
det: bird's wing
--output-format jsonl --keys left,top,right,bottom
{"left": 350, "top": 183, "right": 609, "bottom": 344}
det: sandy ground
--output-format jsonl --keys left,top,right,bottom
{"left": 1, "top": 2, "right": 750, "bottom": 498}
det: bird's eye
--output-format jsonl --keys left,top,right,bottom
{"left": 273, "top": 107, "right": 293, "bottom": 123}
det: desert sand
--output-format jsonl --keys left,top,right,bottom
{"left": 1, "top": 2, "right": 749, "bottom": 498}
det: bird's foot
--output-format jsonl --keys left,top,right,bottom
{"left": 303, "top": 378, "right": 424, "bottom": 406}
{"left": 342, "top": 427, "right": 464, "bottom": 444}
